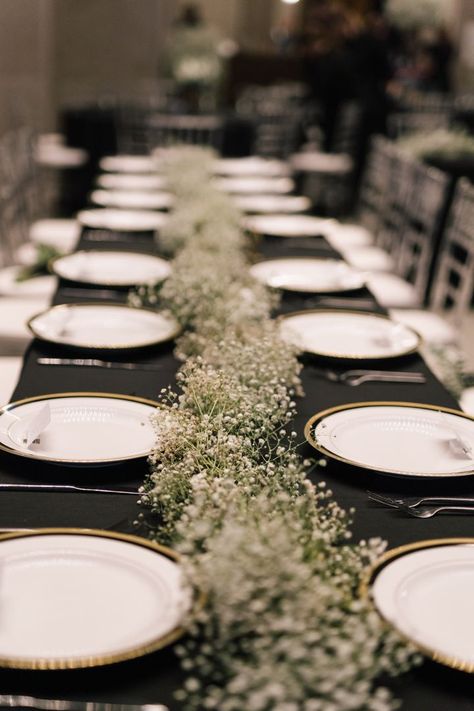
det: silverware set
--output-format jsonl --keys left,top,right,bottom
{"left": 0, "top": 695, "right": 168, "bottom": 711}
{"left": 368, "top": 490, "right": 474, "bottom": 517}
{"left": 312, "top": 368, "right": 426, "bottom": 386}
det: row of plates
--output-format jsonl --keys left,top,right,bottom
{"left": 2, "top": 392, "right": 472, "bottom": 478}
{"left": 0, "top": 528, "right": 471, "bottom": 675}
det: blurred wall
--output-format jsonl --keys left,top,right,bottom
{"left": 0, "top": 0, "right": 54, "bottom": 133}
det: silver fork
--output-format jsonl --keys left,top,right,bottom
{"left": 367, "top": 490, "right": 474, "bottom": 508}
{"left": 0, "top": 695, "right": 168, "bottom": 711}
{"left": 395, "top": 503, "right": 474, "bottom": 518}
{"left": 313, "top": 368, "right": 425, "bottom": 386}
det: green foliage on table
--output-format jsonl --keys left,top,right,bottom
{"left": 15, "top": 243, "right": 62, "bottom": 282}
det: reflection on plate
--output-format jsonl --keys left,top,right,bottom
{"left": 215, "top": 177, "right": 294, "bottom": 194}
{"left": 0, "top": 267, "right": 57, "bottom": 299}
{"left": 279, "top": 310, "right": 420, "bottom": 360}
{"left": 234, "top": 194, "right": 311, "bottom": 214}
{"left": 0, "top": 393, "right": 158, "bottom": 465}
{"left": 51, "top": 250, "right": 171, "bottom": 286}
{"left": 305, "top": 402, "right": 474, "bottom": 478}
{"left": 0, "top": 529, "right": 193, "bottom": 669}
{"left": 249, "top": 257, "right": 364, "bottom": 293}
{"left": 244, "top": 213, "right": 336, "bottom": 237}
{"left": 367, "top": 539, "right": 474, "bottom": 673}
{"left": 78, "top": 209, "right": 167, "bottom": 232}
{"left": 90, "top": 189, "right": 174, "bottom": 211}
{"left": 28, "top": 303, "right": 180, "bottom": 350}
{"left": 213, "top": 157, "right": 290, "bottom": 177}
{"left": 99, "top": 155, "right": 157, "bottom": 173}
{"left": 96, "top": 173, "right": 167, "bottom": 191}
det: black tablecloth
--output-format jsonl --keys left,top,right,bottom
{"left": 1, "top": 225, "right": 474, "bottom": 709}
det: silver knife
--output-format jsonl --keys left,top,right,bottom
{"left": 37, "top": 358, "right": 162, "bottom": 371}
{"left": 0, "top": 695, "right": 168, "bottom": 711}
{"left": 0, "top": 484, "right": 139, "bottom": 495}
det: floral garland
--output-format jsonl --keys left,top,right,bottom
{"left": 132, "top": 148, "right": 417, "bottom": 710}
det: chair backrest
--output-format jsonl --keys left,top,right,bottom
{"left": 372, "top": 144, "right": 412, "bottom": 259}
{"left": 356, "top": 135, "right": 397, "bottom": 235}
{"left": 148, "top": 113, "right": 224, "bottom": 152}
{"left": 395, "top": 160, "right": 450, "bottom": 304}
{"left": 430, "top": 178, "right": 474, "bottom": 315}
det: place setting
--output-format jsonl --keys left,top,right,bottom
{"left": 90, "top": 189, "right": 174, "bottom": 211}
{"left": 77, "top": 208, "right": 168, "bottom": 232}
{"left": 249, "top": 256, "right": 366, "bottom": 294}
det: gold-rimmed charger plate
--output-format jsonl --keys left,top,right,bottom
{"left": 361, "top": 538, "right": 474, "bottom": 673}
{"left": 0, "top": 528, "right": 202, "bottom": 670}
{"left": 305, "top": 402, "right": 474, "bottom": 478}
{"left": 249, "top": 257, "right": 365, "bottom": 294}
{"left": 0, "top": 392, "right": 159, "bottom": 466}
{"left": 28, "top": 302, "right": 180, "bottom": 351}
{"left": 279, "top": 310, "right": 421, "bottom": 360}
{"left": 50, "top": 250, "right": 171, "bottom": 287}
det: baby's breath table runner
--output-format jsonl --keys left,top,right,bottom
{"left": 1, "top": 148, "right": 473, "bottom": 710}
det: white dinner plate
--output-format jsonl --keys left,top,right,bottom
{"left": 369, "top": 540, "right": 474, "bottom": 672}
{"left": 99, "top": 155, "right": 158, "bottom": 173}
{"left": 0, "top": 267, "right": 57, "bottom": 299}
{"left": 90, "top": 189, "right": 174, "bottom": 211}
{"left": 305, "top": 402, "right": 474, "bottom": 478}
{"left": 78, "top": 209, "right": 167, "bottom": 232}
{"left": 96, "top": 173, "right": 167, "bottom": 191}
{"left": 0, "top": 530, "right": 192, "bottom": 669}
{"left": 279, "top": 310, "right": 421, "bottom": 360}
{"left": 213, "top": 157, "right": 290, "bottom": 177}
{"left": 234, "top": 194, "right": 311, "bottom": 214}
{"left": 0, "top": 393, "right": 158, "bottom": 465}
{"left": 51, "top": 250, "right": 171, "bottom": 287}
{"left": 28, "top": 303, "right": 180, "bottom": 350}
{"left": 29, "top": 218, "right": 81, "bottom": 252}
{"left": 249, "top": 257, "right": 364, "bottom": 293}
{"left": 244, "top": 213, "right": 336, "bottom": 237}
{"left": 215, "top": 177, "right": 294, "bottom": 194}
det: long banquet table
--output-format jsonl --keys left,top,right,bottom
{"left": 0, "top": 207, "right": 474, "bottom": 709}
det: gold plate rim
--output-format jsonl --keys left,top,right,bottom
{"left": 0, "top": 391, "right": 160, "bottom": 465}
{"left": 49, "top": 249, "right": 171, "bottom": 288}
{"left": 249, "top": 256, "right": 365, "bottom": 294}
{"left": 0, "top": 527, "right": 205, "bottom": 670}
{"left": 304, "top": 401, "right": 474, "bottom": 478}
{"left": 360, "top": 537, "right": 474, "bottom": 674}
{"left": 27, "top": 301, "right": 181, "bottom": 351}
{"left": 278, "top": 309, "right": 422, "bottom": 360}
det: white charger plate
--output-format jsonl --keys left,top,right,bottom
{"left": 244, "top": 213, "right": 336, "bottom": 237}
{"left": 0, "top": 267, "right": 57, "bottom": 299}
{"left": 0, "top": 393, "right": 158, "bottom": 465}
{"left": 90, "top": 189, "right": 174, "bottom": 211}
{"left": 215, "top": 177, "right": 294, "bottom": 194}
{"left": 368, "top": 539, "right": 474, "bottom": 673}
{"left": 305, "top": 402, "right": 474, "bottom": 478}
{"left": 213, "top": 157, "right": 290, "bottom": 177}
{"left": 96, "top": 173, "right": 167, "bottom": 191}
{"left": 78, "top": 209, "right": 167, "bottom": 232}
{"left": 28, "top": 303, "right": 180, "bottom": 350}
{"left": 250, "top": 257, "right": 364, "bottom": 293}
{"left": 0, "top": 530, "right": 192, "bottom": 669}
{"left": 234, "top": 194, "right": 311, "bottom": 214}
{"left": 279, "top": 310, "right": 421, "bottom": 360}
{"left": 99, "top": 155, "right": 157, "bottom": 173}
{"left": 51, "top": 250, "right": 171, "bottom": 287}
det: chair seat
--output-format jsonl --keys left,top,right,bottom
{"left": 388, "top": 309, "right": 457, "bottom": 345}
{"left": 29, "top": 218, "right": 80, "bottom": 253}
{"left": 290, "top": 151, "right": 353, "bottom": 174}
{"left": 366, "top": 273, "right": 420, "bottom": 308}
{"left": 324, "top": 223, "right": 374, "bottom": 248}
{"left": 0, "top": 297, "right": 50, "bottom": 355}
{"left": 0, "top": 356, "right": 23, "bottom": 405}
{"left": 460, "top": 387, "right": 474, "bottom": 416}
{"left": 340, "top": 246, "right": 394, "bottom": 272}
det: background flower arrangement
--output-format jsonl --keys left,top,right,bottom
{"left": 132, "top": 148, "right": 417, "bottom": 710}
